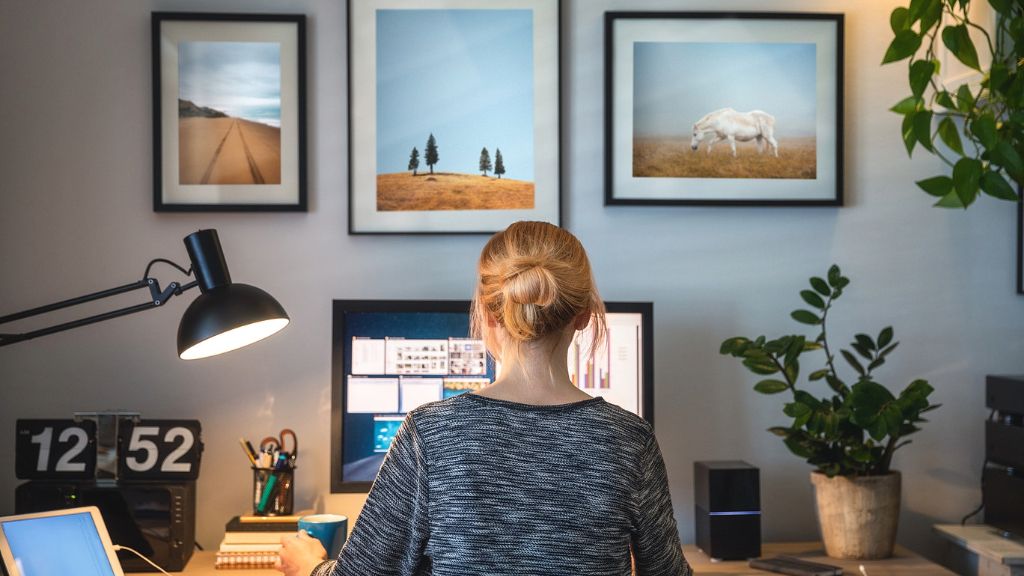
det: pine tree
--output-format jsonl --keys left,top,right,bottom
{"left": 425, "top": 133, "right": 439, "bottom": 174}
{"left": 494, "top": 148, "right": 506, "bottom": 179}
{"left": 408, "top": 147, "right": 420, "bottom": 176}
{"left": 479, "top": 147, "right": 492, "bottom": 176}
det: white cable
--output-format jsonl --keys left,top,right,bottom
{"left": 111, "top": 545, "right": 171, "bottom": 575}
{"left": 859, "top": 564, "right": 869, "bottom": 576}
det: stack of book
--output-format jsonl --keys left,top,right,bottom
{"left": 215, "top": 514, "right": 301, "bottom": 570}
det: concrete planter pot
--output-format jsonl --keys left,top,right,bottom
{"left": 810, "top": 471, "right": 901, "bottom": 560}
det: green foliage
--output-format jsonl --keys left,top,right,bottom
{"left": 425, "top": 133, "right": 439, "bottom": 174}
{"left": 883, "top": 0, "right": 1023, "bottom": 208}
{"left": 494, "top": 148, "right": 506, "bottom": 179}
{"left": 479, "top": 147, "right": 493, "bottom": 176}
{"left": 720, "top": 265, "right": 940, "bottom": 477}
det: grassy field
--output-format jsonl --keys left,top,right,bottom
{"left": 633, "top": 136, "right": 816, "bottom": 179}
{"left": 377, "top": 172, "right": 535, "bottom": 211}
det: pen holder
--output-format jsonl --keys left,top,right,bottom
{"left": 252, "top": 466, "right": 295, "bottom": 516}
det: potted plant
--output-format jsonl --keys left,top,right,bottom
{"left": 882, "top": 0, "right": 1023, "bottom": 208}
{"left": 720, "top": 265, "right": 940, "bottom": 559}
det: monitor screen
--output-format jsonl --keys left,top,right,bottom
{"left": 330, "top": 300, "right": 653, "bottom": 492}
{"left": 0, "top": 510, "right": 118, "bottom": 576}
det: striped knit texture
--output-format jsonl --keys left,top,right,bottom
{"left": 312, "top": 394, "right": 692, "bottom": 576}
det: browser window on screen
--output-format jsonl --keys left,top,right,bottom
{"left": 2, "top": 512, "right": 116, "bottom": 576}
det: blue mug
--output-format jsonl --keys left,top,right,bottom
{"left": 298, "top": 514, "right": 348, "bottom": 557}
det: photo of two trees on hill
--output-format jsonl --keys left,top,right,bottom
{"left": 375, "top": 9, "right": 535, "bottom": 212}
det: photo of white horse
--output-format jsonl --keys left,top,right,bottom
{"left": 632, "top": 41, "right": 816, "bottom": 180}
{"left": 690, "top": 108, "right": 779, "bottom": 157}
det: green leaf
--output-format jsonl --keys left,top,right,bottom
{"left": 767, "top": 426, "right": 790, "bottom": 437}
{"left": 720, "top": 337, "right": 750, "bottom": 355}
{"left": 855, "top": 334, "right": 877, "bottom": 352}
{"left": 791, "top": 310, "right": 821, "bottom": 325}
{"left": 754, "top": 379, "right": 789, "bottom": 394}
{"left": 851, "top": 342, "right": 873, "bottom": 360}
{"left": 868, "top": 418, "right": 888, "bottom": 441}
{"left": 868, "top": 357, "right": 886, "bottom": 371}
{"left": 988, "top": 0, "right": 1013, "bottom": 16}
{"left": 937, "top": 117, "right": 964, "bottom": 155}
{"left": 981, "top": 171, "right": 1019, "bottom": 201}
{"left": 743, "top": 358, "right": 779, "bottom": 375}
{"left": 825, "top": 375, "right": 850, "bottom": 396}
{"left": 883, "top": 29, "right": 922, "bottom": 64}
{"left": 842, "top": 349, "right": 866, "bottom": 376}
{"left": 810, "top": 277, "right": 831, "bottom": 296}
{"left": 990, "top": 141, "right": 1024, "bottom": 181}
{"left": 971, "top": 114, "right": 999, "bottom": 149}
{"left": 879, "top": 342, "right": 900, "bottom": 357}
{"left": 784, "top": 358, "right": 800, "bottom": 384}
{"left": 784, "top": 401, "right": 812, "bottom": 418}
{"left": 941, "top": 24, "right": 981, "bottom": 71}
{"left": 920, "top": 0, "right": 943, "bottom": 33}
{"left": 827, "top": 265, "right": 842, "bottom": 287}
{"left": 952, "top": 157, "right": 982, "bottom": 207}
{"left": 891, "top": 95, "right": 923, "bottom": 115}
{"left": 909, "top": 60, "right": 936, "bottom": 98}
{"left": 934, "top": 190, "right": 965, "bottom": 208}
{"left": 916, "top": 175, "right": 954, "bottom": 197}
{"left": 809, "top": 369, "right": 830, "bottom": 381}
{"left": 800, "top": 290, "right": 826, "bottom": 309}
{"left": 956, "top": 84, "right": 975, "bottom": 113}
{"left": 935, "top": 91, "right": 956, "bottom": 110}
{"left": 908, "top": 0, "right": 930, "bottom": 22}
{"left": 784, "top": 435, "right": 813, "bottom": 458}
{"left": 913, "top": 110, "right": 934, "bottom": 152}
{"left": 890, "top": 7, "right": 911, "bottom": 32}
{"left": 902, "top": 113, "right": 917, "bottom": 156}
{"left": 877, "top": 327, "right": 894, "bottom": 348}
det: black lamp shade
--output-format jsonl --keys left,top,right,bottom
{"left": 177, "top": 283, "right": 289, "bottom": 360}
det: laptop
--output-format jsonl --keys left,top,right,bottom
{"left": 0, "top": 506, "right": 125, "bottom": 576}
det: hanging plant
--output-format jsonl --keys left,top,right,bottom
{"left": 882, "top": 0, "right": 1023, "bottom": 208}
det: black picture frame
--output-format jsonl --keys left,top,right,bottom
{"left": 346, "top": 0, "right": 562, "bottom": 234}
{"left": 605, "top": 12, "right": 844, "bottom": 206}
{"left": 330, "top": 299, "right": 654, "bottom": 492}
{"left": 152, "top": 12, "right": 307, "bottom": 212}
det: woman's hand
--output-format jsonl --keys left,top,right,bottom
{"left": 275, "top": 530, "right": 328, "bottom": 576}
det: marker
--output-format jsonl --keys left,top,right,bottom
{"left": 239, "top": 438, "right": 257, "bottom": 467}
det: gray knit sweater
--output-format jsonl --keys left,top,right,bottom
{"left": 312, "top": 393, "right": 691, "bottom": 576}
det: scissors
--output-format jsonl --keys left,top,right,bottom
{"left": 260, "top": 428, "right": 298, "bottom": 461}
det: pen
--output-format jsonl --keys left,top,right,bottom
{"left": 239, "top": 438, "right": 257, "bottom": 467}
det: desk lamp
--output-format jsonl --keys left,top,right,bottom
{"left": 0, "top": 229, "right": 288, "bottom": 359}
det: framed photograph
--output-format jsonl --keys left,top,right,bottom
{"left": 605, "top": 12, "right": 844, "bottom": 206}
{"left": 152, "top": 13, "right": 306, "bottom": 211}
{"left": 348, "top": 0, "right": 561, "bottom": 234}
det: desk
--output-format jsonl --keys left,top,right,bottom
{"left": 177, "top": 543, "right": 953, "bottom": 575}
{"left": 682, "top": 542, "right": 955, "bottom": 575}
{"left": 934, "top": 524, "right": 1024, "bottom": 576}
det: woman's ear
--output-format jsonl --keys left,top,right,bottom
{"left": 572, "top": 311, "right": 591, "bottom": 331}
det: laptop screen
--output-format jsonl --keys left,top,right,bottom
{"left": 1, "top": 511, "right": 117, "bottom": 576}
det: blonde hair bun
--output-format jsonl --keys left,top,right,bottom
{"left": 472, "top": 221, "right": 606, "bottom": 355}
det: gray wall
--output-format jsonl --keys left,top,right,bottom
{"left": 1, "top": 0, "right": 1020, "bottom": 560}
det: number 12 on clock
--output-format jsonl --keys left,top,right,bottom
{"left": 15, "top": 419, "right": 97, "bottom": 479}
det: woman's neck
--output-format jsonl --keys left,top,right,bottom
{"left": 475, "top": 332, "right": 592, "bottom": 405}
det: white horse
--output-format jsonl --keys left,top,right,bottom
{"left": 690, "top": 108, "right": 779, "bottom": 158}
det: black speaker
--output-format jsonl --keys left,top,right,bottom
{"left": 694, "top": 460, "right": 761, "bottom": 561}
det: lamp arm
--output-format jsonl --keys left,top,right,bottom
{"left": 0, "top": 278, "right": 199, "bottom": 348}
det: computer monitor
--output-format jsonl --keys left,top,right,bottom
{"left": 330, "top": 300, "right": 653, "bottom": 492}
{"left": 0, "top": 506, "right": 125, "bottom": 576}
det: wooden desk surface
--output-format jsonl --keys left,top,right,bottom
{"left": 176, "top": 542, "right": 953, "bottom": 575}
{"left": 682, "top": 542, "right": 955, "bottom": 575}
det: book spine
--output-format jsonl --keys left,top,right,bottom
{"left": 215, "top": 551, "right": 279, "bottom": 570}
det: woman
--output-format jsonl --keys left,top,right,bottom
{"left": 278, "top": 221, "right": 691, "bottom": 576}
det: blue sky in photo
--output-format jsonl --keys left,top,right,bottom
{"left": 179, "top": 42, "right": 281, "bottom": 127}
{"left": 376, "top": 9, "right": 534, "bottom": 180}
{"left": 633, "top": 42, "right": 816, "bottom": 138}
